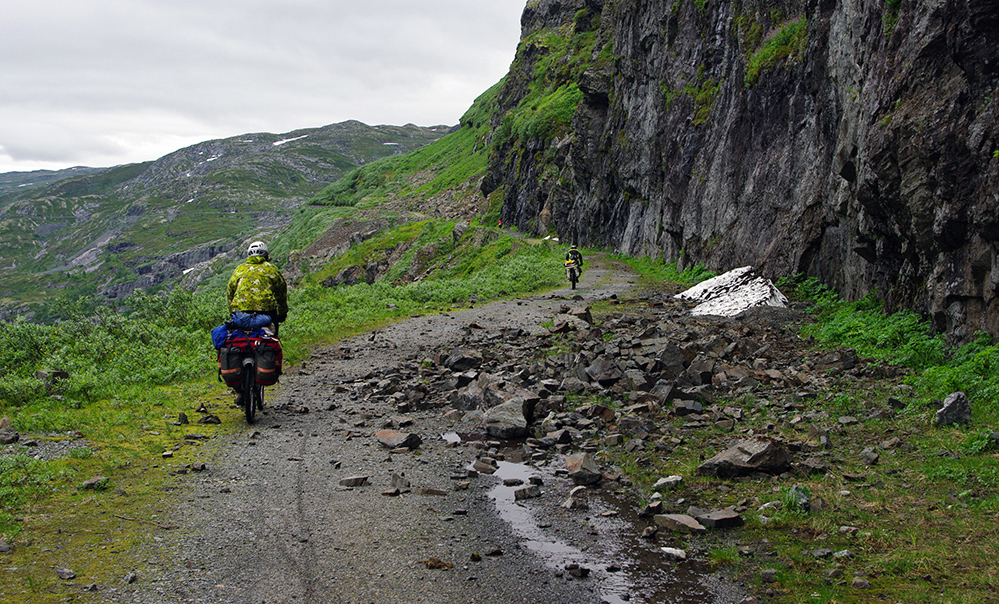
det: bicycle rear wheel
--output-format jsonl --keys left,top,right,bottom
{"left": 242, "top": 365, "right": 256, "bottom": 423}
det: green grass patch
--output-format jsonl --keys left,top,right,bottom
{"left": 744, "top": 17, "right": 808, "bottom": 86}
{"left": 609, "top": 253, "right": 716, "bottom": 287}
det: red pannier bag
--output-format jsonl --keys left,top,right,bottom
{"left": 218, "top": 333, "right": 252, "bottom": 387}
{"left": 251, "top": 337, "right": 283, "bottom": 385}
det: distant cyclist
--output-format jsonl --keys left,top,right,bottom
{"left": 227, "top": 241, "right": 288, "bottom": 337}
{"left": 565, "top": 244, "right": 583, "bottom": 272}
{"left": 564, "top": 244, "right": 583, "bottom": 289}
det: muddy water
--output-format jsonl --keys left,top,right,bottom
{"left": 448, "top": 433, "right": 737, "bottom": 604}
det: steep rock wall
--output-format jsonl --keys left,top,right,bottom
{"left": 487, "top": 0, "right": 998, "bottom": 341}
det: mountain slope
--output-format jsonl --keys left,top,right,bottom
{"left": 0, "top": 121, "right": 446, "bottom": 315}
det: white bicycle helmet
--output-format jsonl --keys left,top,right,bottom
{"left": 247, "top": 241, "right": 268, "bottom": 257}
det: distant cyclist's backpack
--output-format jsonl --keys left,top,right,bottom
{"left": 252, "top": 337, "right": 283, "bottom": 385}
{"left": 218, "top": 332, "right": 252, "bottom": 387}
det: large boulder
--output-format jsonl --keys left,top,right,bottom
{"left": 696, "top": 436, "right": 793, "bottom": 477}
{"left": 675, "top": 267, "right": 788, "bottom": 317}
{"left": 483, "top": 397, "right": 530, "bottom": 439}
{"left": 935, "top": 391, "right": 973, "bottom": 427}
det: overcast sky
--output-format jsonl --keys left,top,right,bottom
{"left": 1, "top": 0, "right": 526, "bottom": 174}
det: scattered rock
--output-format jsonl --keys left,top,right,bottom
{"left": 514, "top": 484, "right": 542, "bottom": 500}
{"left": 0, "top": 430, "right": 18, "bottom": 445}
{"left": 565, "top": 563, "right": 590, "bottom": 578}
{"left": 696, "top": 436, "right": 793, "bottom": 477}
{"left": 692, "top": 509, "right": 744, "bottom": 529}
{"left": 55, "top": 567, "right": 76, "bottom": 580}
{"left": 566, "top": 453, "right": 602, "bottom": 485}
{"left": 375, "top": 430, "right": 422, "bottom": 450}
{"left": 660, "top": 547, "right": 687, "bottom": 560}
{"left": 652, "top": 475, "right": 683, "bottom": 491}
{"left": 653, "top": 514, "right": 706, "bottom": 534}
{"left": 339, "top": 476, "right": 369, "bottom": 487}
{"left": 81, "top": 476, "right": 108, "bottom": 490}
{"left": 935, "top": 391, "right": 972, "bottom": 427}
{"left": 561, "top": 485, "right": 589, "bottom": 509}
{"left": 483, "top": 398, "right": 530, "bottom": 439}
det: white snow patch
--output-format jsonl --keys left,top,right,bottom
{"left": 182, "top": 267, "right": 197, "bottom": 275}
{"left": 273, "top": 134, "right": 309, "bottom": 146}
{"left": 18, "top": 183, "right": 33, "bottom": 187}
{"left": 675, "top": 266, "right": 788, "bottom": 317}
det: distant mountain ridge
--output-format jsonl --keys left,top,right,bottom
{"left": 0, "top": 121, "right": 446, "bottom": 317}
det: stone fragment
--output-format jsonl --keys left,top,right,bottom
{"left": 0, "top": 430, "right": 19, "bottom": 445}
{"left": 860, "top": 448, "right": 879, "bottom": 465}
{"left": 811, "top": 349, "right": 858, "bottom": 372}
{"left": 807, "top": 426, "right": 831, "bottom": 449}
{"left": 339, "top": 476, "right": 369, "bottom": 487}
{"left": 483, "top": 398, "right": 530, "bottom": 439}
{"left": 444, "top": 348, "right": 483, "bottom": 371}
{"left": 693, "top": 509, "right": 744, "bottom": 529}
{"left": 375, "top": 430, "right": 422, "bottom": 450}
{"left": 81, "top": 476, "right": 108, "bottom": 490}
{"left": 660, "top": 547, "right": 687, "bottom": 560}
{"left": 935, "top": 391, "right": 972, "bottom": 426}
{"left": 56, "top": 567, "right": 76, "bottom": 580}
{"left": 851, "top": 577, "right": 871, "bottom": 589}
{"left": 562, "top": 485, "right": 589, "bottom": 509}
{"left": 672, "top": 400, "right": 703, "bottom": 416}
{"left": 566, "top": 453, "right": 602, "bottom": 485}
{"left": 585, "top": 356, "right": 624, "bottom": 386}
{"left": 761, "top": 569, "right": 779, "bottom": 583}
{"left": 416, "top": 488, "right": 447, "bottom": 496}
{"left": 565, "top": 563, "right": 590, "bottom": 578}
{"left": 652, "top": 475, "right": 683, "bottom": 491}
{"left": 472, "top": 459, "right": 497, "bottom": 474}
{"left": 696, "top": 436, "right": 793, "bottom": 477}
{"left": 653, "top": 514, "right": 706, "bottom": 534}
{"left": 514, "top": 484, "right": 542, "bottom": 500}
{"left": 0, "top": 540, "right": 12, "bottom": 553}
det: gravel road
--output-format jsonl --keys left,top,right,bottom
{"left": 112, "top": 258, "right": 749, "bottom": 604}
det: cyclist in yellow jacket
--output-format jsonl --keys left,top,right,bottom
{"left": 227, "top": 241, "right": 288, "bottom": 336}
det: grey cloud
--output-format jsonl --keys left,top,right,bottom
{"left": 0, "top": 0, "right": 525, "bottom": 172}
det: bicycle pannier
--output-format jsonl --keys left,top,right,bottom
{"left": 252, "top": 337, "right": 283, "bottom": 385}
{"left": 218, "top": 334, "right": 252, "bottom": 387}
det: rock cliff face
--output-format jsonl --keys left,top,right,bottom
{"left": 486, "top": 0, "right": 998, "bottom": 341}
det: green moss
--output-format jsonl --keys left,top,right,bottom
{"left": 744, "top": 17, "right": 808, "bottom": 86}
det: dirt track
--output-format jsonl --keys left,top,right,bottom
{"left": 112, "top": 257, "right": 749, "bottom": 604}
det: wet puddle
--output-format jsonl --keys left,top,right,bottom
{"left": 447, "top": 432, "right": 728, "bottom": 604}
